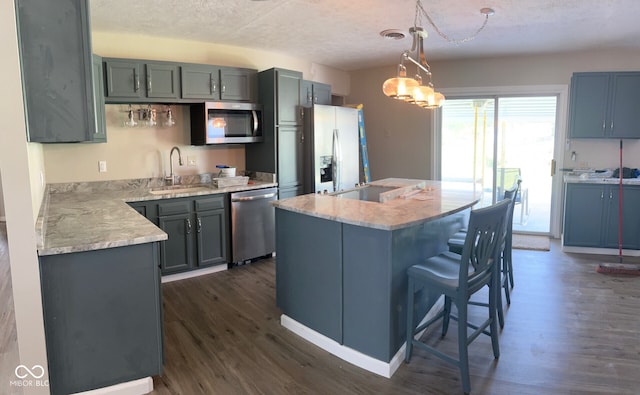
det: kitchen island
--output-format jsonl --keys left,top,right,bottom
{"left": 272, "top": 178, "right": 481, "bottom": 378}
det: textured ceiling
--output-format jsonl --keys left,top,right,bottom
{"left": 90, "top": 0, "right": 640, "bottom": 71}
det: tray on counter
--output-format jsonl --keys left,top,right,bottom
{"left": 213, "top": 176, "right": 249, "bottom": 188}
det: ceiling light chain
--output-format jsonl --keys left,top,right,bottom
{"left": 416, "top": 0, "right": 494, "bottom": 45}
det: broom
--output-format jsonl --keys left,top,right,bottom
{"left": 596, "top": 139, "right": 640, "bottom": 275}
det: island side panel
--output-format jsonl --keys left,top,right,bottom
{"left": 341, "top": 224, "right": 394, "bottom": 362}
{"left": 342, "top": 210, "right": 468, "bottom": 362}
{"left": 275, "top": 208, "right": 343, "bottom": 343}
{"left": 39, "top": 243, "right": 163, "bottom": 395}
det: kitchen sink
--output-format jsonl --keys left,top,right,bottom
{"left": 330, "top": 185, "right": 398, "bottom": 202}
{"left": 149, "top": 184, "right": 213, "bottom": 195}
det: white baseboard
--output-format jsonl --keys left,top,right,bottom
{"left": 70, "top": 377, "right": 153, "bottom": 395}
{"left": 280, "top": 295, "right": 445, "bottom": 378}
{"left": 161, "top": 264, "right": 227, "bottom": 283}
{"left": 561, "top": 245, "right": 640, "bottom": 257}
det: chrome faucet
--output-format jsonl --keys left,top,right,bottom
{"left": 165, "top": 146, "right": 183, "bottom": 185}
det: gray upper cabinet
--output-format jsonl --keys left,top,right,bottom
{"left": 104, "top": 58, "right": 180, "bottom": 103}
{"left": 220, "top": 67, "right": 257, "bottom": 101}
{"left": 91, "top": 55, "right": 107, "bottom": 143}
{"left": 16, "top": 0, "right": 103, "bottom": 143}
{"left": 301, "top": 80, "right": 332, "bottom": 108}
{"left": 569, "top": 72, "right": 640, "bottom": 139}
{"left": 181, "top": 64, "right": 255, "bottom": 101}
{"left": 181, "top": 64, "right": 221, "bottom": 100}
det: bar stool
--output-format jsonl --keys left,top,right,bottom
{"left": 447, "top": 182, "right": 519, "bottom": 328}
{"left": 405, "top": 199, "right": 509, "bottom": 395}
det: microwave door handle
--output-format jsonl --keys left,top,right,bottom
{"left": 252, "top": 110, "right": 258, "bottom": 136}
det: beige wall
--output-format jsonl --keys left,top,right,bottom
{"left": 0, "top": 171, "right": 4, "bottom": 220}
{"left": 1, "top": 0, "right": 49, "bottom": 392}
{"left": 43, "top": 105, "right": 248, "bottom": 183}
{"left": 348, "top": 49, "right": 640, "bottom": 179}
{"left": 42, "top": 32, "right": 351, "bottom": 183}
{"left": 347, "top": 67, "right": 434, "bottom": 181}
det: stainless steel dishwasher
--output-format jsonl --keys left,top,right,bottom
{"left": 230, "top": 187, "right": 278, "bottom": 264}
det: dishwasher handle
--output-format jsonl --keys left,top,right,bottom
{"left": 231, "top": 192, "right": 277, "bottom": 202}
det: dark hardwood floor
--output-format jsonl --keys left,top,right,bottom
{"left": 2, "top": 224, "right": 638, "bottom": 394}
{"left": 152, "top": 241, "right": 640, "bottom": 395}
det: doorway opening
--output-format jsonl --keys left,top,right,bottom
{"left": 439, "top": 95, "right": 559, "bottom": 234}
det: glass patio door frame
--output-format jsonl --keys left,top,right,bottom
{"left": 430, "top": 85, "right": 569, "bottom": 238}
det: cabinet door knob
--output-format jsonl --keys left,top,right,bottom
{"left": 147, "top": 73, "right": 152, "bottom": 93}
{"left": 222, "top": 84, "right": 226, "bottom": 94}
{"left": 196, "top": 217, "right": 202, "bottom": 233}
{"left": 186, "top": 218, "right": 192, "bottom": 234}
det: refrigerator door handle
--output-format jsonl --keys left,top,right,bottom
{"left": 332, "top": 128, "right": 339, "bottom": 192}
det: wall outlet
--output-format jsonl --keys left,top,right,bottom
{"left": 579, "top": 161, "right": 589, "bottom": 169}
{"left": 187, "top": 156, "right": 196, "bottom": 166}
{"left": 98, "top": 160, "right": 107, "bottom": 173}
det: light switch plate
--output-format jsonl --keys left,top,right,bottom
{"left": 98, "top": 160, "right": 107, "bottom": 173}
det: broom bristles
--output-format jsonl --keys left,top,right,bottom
{"left": 596, "top": 263, "right": 640, "bottom": 275}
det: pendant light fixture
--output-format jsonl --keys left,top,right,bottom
{"left": 382, "top": 0, "right": 494, "bottom": 109}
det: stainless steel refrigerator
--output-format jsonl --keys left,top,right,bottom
{"left": 303, "top": 104, "right": 360, "bottom": 193}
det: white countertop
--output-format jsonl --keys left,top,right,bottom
{"left": 37, "top": 178, "right": 277, "bottom": 256}
{"left": 272, "top": 179, "right": 482, "bottom": 231}
{"left": 564, "top": 175, "right": 640, "bottom": 184}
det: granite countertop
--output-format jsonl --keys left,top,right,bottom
{"left": 272, "top": 178, "right": 482, "bottom": 231}
{"left": 37, "top": 176, "right": 277, "bottom": 256}
{"left": 564, "top": 175, "right": 640, "bottom": 184}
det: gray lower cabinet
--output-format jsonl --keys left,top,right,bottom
{"left": 181, "top": 64, "right": 256, "bottom": 101}
{"left": 16, "top": 0, "right": 104, "bottom": 143}
{"left": 603, "top": 185, "right": 640, "bottom": 249}
{"left": 103, "top": 58, "right": 180, "bottom": 102}
{"left": 130, "top": 195, "right": 228, "bottom": 275}
{"left": 564, "top": 183, "right": 640, "bottom": 249}
{"left": 39, "top": 242, "right": 163, "bottom": 395}
{"left": 277, "top": 126, "right": 304, "bottom": 191}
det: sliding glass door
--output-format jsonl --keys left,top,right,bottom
{"left": 440, "top": 95, "right": 558, "bottom": 234}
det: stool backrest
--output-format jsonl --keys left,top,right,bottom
{"left": 460, "top": 199, "right": 510, "bottom": 295}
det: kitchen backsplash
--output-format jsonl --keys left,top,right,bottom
{"left": 41, "top": 105, "right": 246, "bottom": 183}
{"left": 565, "top": 138, "right": 640, "bottom": 170}
{"left": 46, "top": 171, "right": 276, "bottom": 194}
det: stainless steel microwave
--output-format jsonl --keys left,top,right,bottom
{"left": 190, "top": 102, "right": 263, "bottom": 145}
